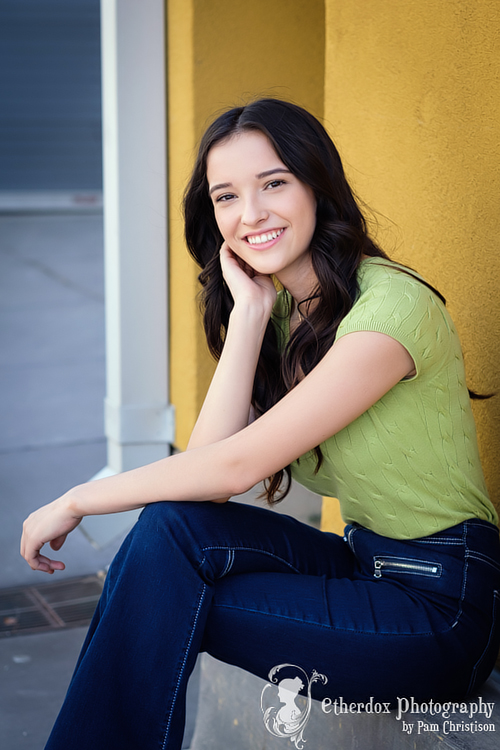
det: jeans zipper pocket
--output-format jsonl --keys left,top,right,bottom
{"left": 373, "top": 556, "right": 442, "bottom": 579}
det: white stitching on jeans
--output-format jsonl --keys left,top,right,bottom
{"left": 467, "top": 590, "right": 500, "bottom": 693}
{"left": 412, "top": 538, "right": 462, "bottom": 546}
{"left": 161, "top": 584, "right": 207, "bottom": 750}
{"left": 220, "top": 549, "right": 235, "bottom": 577}
{"left": 467, "top": 551, "right": 500, "bottom": 572}
{"left": 450, "top": 523, "right": 469, "bottom": 628}
{"left": 201, "top": 545, "right": 302, "bottom": 574}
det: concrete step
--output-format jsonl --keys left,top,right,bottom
{"left": 189, "top": 654, "right": 500, "bottom": 750}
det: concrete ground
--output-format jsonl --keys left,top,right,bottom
{"left": 0, "top": 212, "right": 322, "bottom": 749}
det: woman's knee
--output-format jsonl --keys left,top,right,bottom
{"left": 137, "top": 500, "right": 192, "bottom": 528}
{"left": 135, "top": 500, "right": 221, "bottom": 545}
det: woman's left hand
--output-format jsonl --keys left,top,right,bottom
{"left": 21, "top": 493, "right": 83, "bottom": 574}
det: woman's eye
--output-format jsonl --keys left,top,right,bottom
{"left": 266, "top": 179, "right": 286, "bottom": 190}
{"left": 215, "top": 193, "right": 235, "bottom": 203}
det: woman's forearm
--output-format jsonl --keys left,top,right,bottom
{"left": 187, "top": 301, "right": 270, "bottom": 449}
{"left": 68, "top": 444, "right": 241, "bottom": 517}
{"left": 21, "top": 441, "right": 244, "bottom": 572}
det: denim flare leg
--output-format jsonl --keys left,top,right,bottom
{"left": 44, "top": 500, "right": 500, "bottom": 750}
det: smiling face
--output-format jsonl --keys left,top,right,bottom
{"left": 206, "top": 130, "right": 318, "bottom": 294}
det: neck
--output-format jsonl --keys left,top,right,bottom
{"left": 275, "top": 256, "right": 319, "bottom": 313}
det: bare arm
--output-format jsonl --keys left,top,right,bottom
{"left": 186, "top": 302, "right": 269, "bottom": 448}
{"left": 21, "top": 328, "right": 414, "bottom": 574}
{"left": 187, "top": 243, "right": 276, "bottom": 449}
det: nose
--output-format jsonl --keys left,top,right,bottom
{"left": 241, "top": 194, "right": 268, "bottom": 226}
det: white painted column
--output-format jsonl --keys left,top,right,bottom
{"left": 82, "top": 0, "right": 173, "bottom": 548}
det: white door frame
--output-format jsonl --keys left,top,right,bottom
{"left": 82, "top": 0, "right": 173, "bottom": 548}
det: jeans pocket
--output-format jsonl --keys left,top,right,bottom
{"left": 372, "top": 555, "right": 442, "bottom": 579}
{"left": 466, "top": 589, "right": 500, "bottom": 695}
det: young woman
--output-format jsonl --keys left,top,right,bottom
{"left": 22, "top": 99, "right": 500, "bottom": 750}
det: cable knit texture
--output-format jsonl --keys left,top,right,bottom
{"left": 273, "top": 258, "right": 498, "bottom": 539}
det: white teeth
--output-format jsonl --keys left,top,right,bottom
{"left": 247, "top": 229, "right": 283, "bottom": 245}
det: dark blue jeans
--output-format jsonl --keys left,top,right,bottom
{"left": 45, "top": 501, "right": 500, "bottom": 750}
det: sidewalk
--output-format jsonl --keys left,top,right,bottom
{"left": 0, "top": 212, "right": 120, "bottom": 591}
{"left": 0, "top": 211, "right": 127, "bottom": 749}
{"left": 0, "top": 212, "right": 322, "bottom": 749}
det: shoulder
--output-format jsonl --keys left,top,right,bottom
{"left": 356, "top": 257, "right": 435, "bottom": 301}
{"left": 338, "top": 258, "right": 454, "bottom": 374}
{"left": 345, "top": 258, "right": 444, "bottom": 325}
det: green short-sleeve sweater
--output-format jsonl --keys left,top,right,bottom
{"left": 273, "top": 258, "right": 498, "bottom": 540}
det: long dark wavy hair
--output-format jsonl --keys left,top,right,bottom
{"left": 183, "top": 98, "right": 426, "bottom": 502}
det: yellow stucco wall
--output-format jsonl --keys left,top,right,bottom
{"left": 322, "top": 0, "right": 500, "bottom": 530}
{"left": 167, "top": 0, "right": 325, "bottom": 449}
{"left": 168, "top": 0, "right": 499, "bottom": 530}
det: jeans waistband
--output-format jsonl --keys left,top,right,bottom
{"left": 345, "top": 519, "right": 500, "bottom": 555}
{"left": 344, "top": 519, "right": 500, "bottom": 610}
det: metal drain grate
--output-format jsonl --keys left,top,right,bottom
{"left": 0, "top": 573, "right": 105, "bottom": 638}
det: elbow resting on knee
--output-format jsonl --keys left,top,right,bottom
{"left": 222, "top": 457, "right": 263, "bottom": 499}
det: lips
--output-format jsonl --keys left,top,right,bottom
{"left": 245, "top": 228, "right": 285, "bottom": 245}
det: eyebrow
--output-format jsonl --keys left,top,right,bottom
{"left": 209, "top": 168, "right": 291, "bottom": 195}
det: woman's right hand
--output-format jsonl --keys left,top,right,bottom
{"left": 219, "top": 242, "right": 277, "bottom": 318}
{"left": 186, "top": 243, "right": 278, "bottom": 450}
{"left": 21, "top": 492, "right": 83, "bottom": 574}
